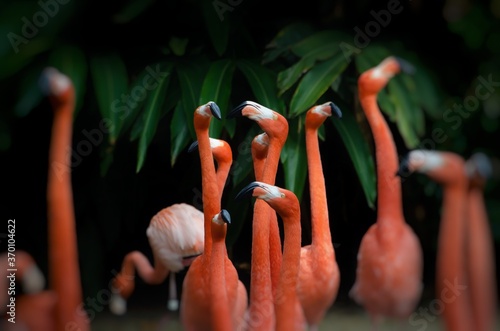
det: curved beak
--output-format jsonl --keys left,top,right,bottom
{"left": 329, "top": 102, "right": 342, "bottom": 118}
{"left": 208, "top": 101, "right": 221, "bottom": 120}
{"left": 235, "top": 181, "right": 262, "bottom": 200}
{"left": 395, "top": 57, "right": 415, "bottom": 75}
{"left": 227, "top": 101, "right": 249, "bottom": 119}
{"left": 188, "top": 141, "right": 199, "bottom": 153}
{"left": 220, "top": 209, "right": 231, "bottom": 224}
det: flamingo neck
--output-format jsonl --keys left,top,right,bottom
{"left": 305, "top": 127, "right": 333, "bottom": 247}
{"left": 47, "top": 100, "right": 86, "bottom": 331}
{"left": 262, "top": 138, "right": 283, "bottom": 184}
{"left": 216, "top": 163, "right": 231, "bottom": 199}
{"left": 437, "top": 182, "right": 473, "bottom": 331}
{"left": 210, "top": 231, "right": 232, "bottom": 331}
{"left": 359, "top": 93, "right": 403, "bottom": 223}
{"left": 275, "top": 208, "right": 301, "bottom": 331}
{"left": 195, "top": 127, "right": 219, "bottom": 266}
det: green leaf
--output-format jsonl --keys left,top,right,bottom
{"left": 112, "top": 0, "right": 155, "bottom": 23}
{"left": 176, "top": 63, "right": 207, "bottom": 140}
{"left": 412, "top": 68, "right": 444, "bottom": 119}
{"left": 330, "top": 99, "right": 376, "bottom": 209}
{"left": 289, "top": 55, "right": 349, "bottom": 117}
{"left": 90, "top": 53, "right": 129, "bottom": 144}
{"left": 136, "top": 63, "right": 173, "bottom": 173}
{"left": 262, "top": 21, "right": 315, "bottom": 64}
{"left": 281, "top": 117, "right": 307, "bottom": 201}
{"left": 48, "top": 45, "right": 88, "bottom": 117}
{"left": 290, "top": 30, "right": 350, "bottom": 57}
{"left": 199, "top": 59, "right": 235, "bottom": 138}
{"left": 169, "top": 37, "right": 189, "bottom": 56}
{"left": 202, "top": 0, "right": 230, "bottom": 56}
{"left": 388, "top": 76, "right": 421, "bottom": 148}
{"left": 237, "top": 59, "right": 285, "bottom": 113}
{"left": 170, "top": 101, "right": 191, "bottom": 167}
{"left": 277, "top": 56, "right": 316, "bottom": 96}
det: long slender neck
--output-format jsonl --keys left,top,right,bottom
{"left": 195, "top": 126, "right": 219, "bottom": 266}
{"left": 210, "top": 226, "right": 232, "bottom": 331}
{"left": 437, "top": 183, "right": 473, "bottom": 331}
{"left": 47, "top": 99, "right": 86, "bottom": 331}
{"left": 305, "top": 126, "right": 332, "bottom": 246}
{"left": 359, "top": 92, "right": 403, "bottom": 223}
{"left": 275, "top": 207, "right": 301, "bottom": 331}
{"left": 216, "top": 162, "right": 231, "bottom": 200}
{"left": 466, "top": 184, "right": 497, "bottom": 331}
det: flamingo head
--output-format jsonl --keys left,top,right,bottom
{"left": 211, "top": 209, "right": 231, "bottom": 241}
{"left": 397, "top": 150, "right": 467, "bottom": 185}
{"left": 194, "top": 101, "right": 221, "bottom": 130}
{"left": 189, "top": 138, "right": 232, "bottom": 166}
{"left": 358, "top": 56, "right": 414, "bottom": 95}
{"left": 235, "top": 181, "right": 299, "bottom": 218}
{"left": 305, "top": 101, "right": 342, "bottom": 129}
{"left": 465, "top": 152, "right": 493, "bottom": 187}
{"left": 39, "top": 67, "right": 75, "bottom": 109}
{"left": 228, "top": 101, "right": 288, "bottom": 142}
{"left": 251, "top": 132, "right": 270, "bottom": 161}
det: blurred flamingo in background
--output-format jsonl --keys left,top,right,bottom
{"left": 465, "top": 152, "right": 497, "bottom": 331}
{"left": 297, "top": 102, "right": 341, "bottom": 331}
{"left": 349, "top": 57, "right": 423, "bottom": 328}
{"left": 236, "top": 182, "right": 305, "bottom": 331}
{"left": 399, "top": 150, "right": 473, "bottom": 331}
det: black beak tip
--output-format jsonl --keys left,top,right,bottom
{"left": 396, "top": 157, "right": 411, "bottom": 178}
{"left": 208, "top": 102, "right": 221, "bottom": 120}
{"left": 227, "top": 101, "right": 249, "bottom": 119}
{"left": 187, "top": 141, "right": 199, "bottom": 153}
{"left": 329, "top": 102, "right": 342, "bottom": 119}
{"left": 235, "top": 181, "right": 260, "bottom": 201}
{"left": 395, "top": 57, "right": 415, "bottom": 75}
{"left": 220, "top": 209, "right": 231, "bottom": 224}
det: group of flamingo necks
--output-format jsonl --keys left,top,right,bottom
{"left": 1, "top": 55, "right": 497, "bottom": 331}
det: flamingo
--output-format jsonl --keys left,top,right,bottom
{"left": 38, "top": 67, "right": 90, "bottom": 331}
{"left": 398, "top": 150, "right": 474, "bottom": 331}
{"left": 180, "top": 102, "right": 247, "bottom": 330}
{"left": 109, "top": 203, "right": 204, "bottom": 315}
{"left": 228, "top": 101, "right": 289, "bottom": 330}
{"left": 465, "top": 152, "right": 497, "bottom": 331}
{"left": 349, "top": 56, "right": 423, "bottom": 328}
{"left": 236, "top": 182, "right": 305, "bottom": 331}
{"left": 297, "top": 102, "right": 342, "bottom": 330}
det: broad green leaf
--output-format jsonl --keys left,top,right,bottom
{"left": 277, "top": 56, "right": 316, "bottom": 96}
{"left": 170, "top": 101, "right": 191, "bottom": 167}
{"left": 48, "top": 45, "right": 88, "bottom": 117}
{"left": 289, "top": 55, "right": 349, "bottom": 116}
{"left": 90, "top": 53, "right": 129, "bottom": 144}
{"left": 388, "top": 76, "right": 420, "bottom": 148}
{"left": 199, "top": 59, "right": 235, "bottom": 138}
{"left": 281, "top": 116, "right": 307, "bottom": 201}
{"left": 354, "top": 44, "right": 391, "bottom": 73}
{"left": 237, "top": 60, "right": 285, "bottom": 113}
{"left": 262, "top": 21, "right": 315, "bottom": 64}
{"left": 330, "top": 98, "right": 376, "bottom": 209}
{"left": 231, "top": 125, "right": 261, "bottom": 187}
{"left": 112, "top": 0, "right": 155, "bottom": 23}
{"left": 412, "top": 68, "right": 444, "bottom": 119}
{"left": 176, "top": 63, "right": 207, "bottom": 140}
{"left": 136, "top": 63, "right": 173, "bottom": 173}
{"left": 290, "top": 30, "right": 350, "bottom": 57}
{"left": 377, "top": 89, "right": 397, "bottom": 121}
{"left": 202, "top": 0, "right": 230, "bottom": 56}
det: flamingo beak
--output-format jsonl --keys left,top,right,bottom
{"left": 227, "top": 101, "right": 249, "bottom": 119}
{"left": 235, "top": 181, "right": 262, "bottom": 200}
{"left": 188, "top": 141, "right": 199, "bottom": 153}
{"left": 395, "top": 57, "right": 415, "bottom": 75}
{"left": 396, "top": 155, "right": 411, "bottom": 177}
{"left": 220, "top": 209, "right": 231, "bottom": 224}
{"left": 329, "top": 102, "right": 343, "bottom": 118}
{"left": 208, "top": 101, "right": 222, "bottom": 120}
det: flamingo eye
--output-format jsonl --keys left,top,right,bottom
{"left": 280, "top": 193, "right": 285, "bottom": 198}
